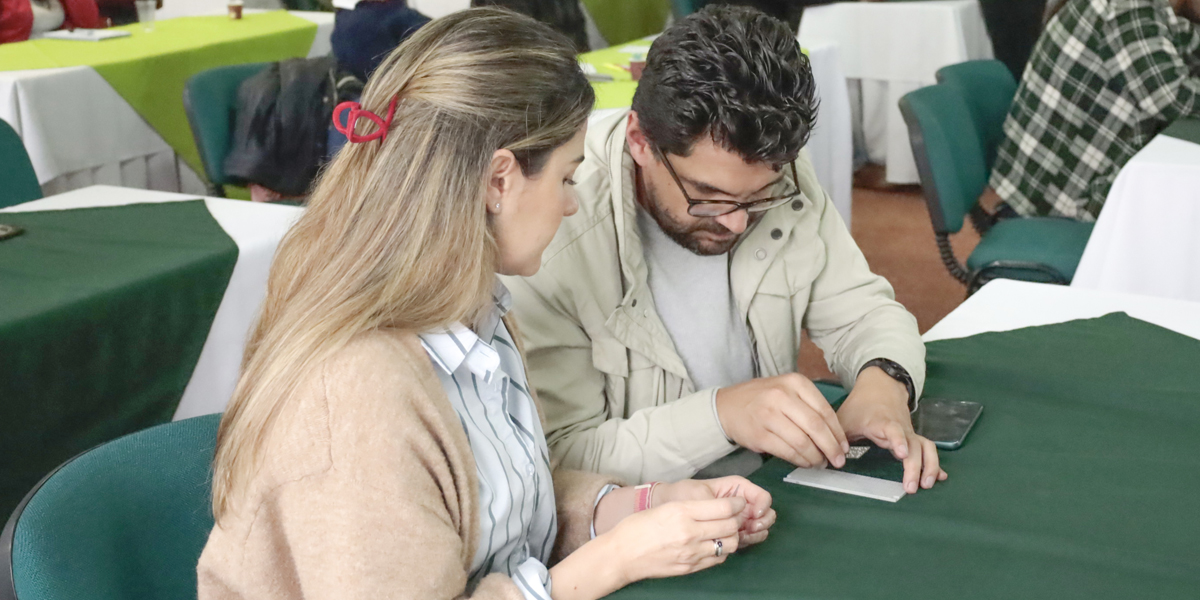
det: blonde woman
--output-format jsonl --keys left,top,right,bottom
{"left": 198, "top": 8, "right": 776, "bottom": 600}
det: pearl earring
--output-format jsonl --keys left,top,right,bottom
{"left": 495, "top": 203, "right": 500, "bottom": 209}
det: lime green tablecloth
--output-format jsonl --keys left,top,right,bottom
{"left": 610, "top": 313, "right": 1200, "bottom": 599}
{"left": 0, "top": 201, "right": 237, "bottom": 519}
{"left": 1161, "top": 118, "right": 1200, "bottom": 145}
{"left": 0, "top": 12, "right": 318, "bottom": 175}
{"left": 579, "top": 40, "right": 810, "bottom": 110}
{"left": 579, "top": 38, "right": 649, "bottom": 110}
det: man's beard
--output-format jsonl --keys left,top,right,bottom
{"left": 639, "top": 176, "right": 763, "bottom": 256}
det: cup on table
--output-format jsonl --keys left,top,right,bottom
{"left": 135, "top": 0, "right": 156, "bottom": 31}
{"left": 629, "top": 53, "right": 646, "bottom": 81}
{"left": 228, "top": 0, "right": 244, "bottom": 20}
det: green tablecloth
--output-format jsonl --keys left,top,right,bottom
{"left": 610, "top": 313, "right": 1200, "bottom": 599}
{"left": 0, "top": 201, "right": 237, "bottom": 519}
{"left": 579, "top": 40, "right": 811, "bottom": 110}
{"left": 579, "top": 38, "right": 649, "bottom": 110}
{"left": 0, "top": 12, "right": 318, "bottom": 174}
{"left": 1161, "top": 118, "right": 1200, "bottom": 145}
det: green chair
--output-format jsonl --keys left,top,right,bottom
{"left": 183, "top": 63, "right": 270, "bottom": 197}
{"left": 0, "top": 119, "right": 42, "bottom": 209}
{"left": 1, "top": 414, "right": 220, "bottom": 600}
{"left": 671, "top": 0, "right": 706, "bottom": 18}
{"left": 899, "top": 84, "right": 1093, "bottom": 295}
{"left": 935, "top": 59, "right": 1017, "bottom": 170}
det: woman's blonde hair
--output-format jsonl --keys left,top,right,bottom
{"left": 211, "top": 7, "right": 593, "bottom": 519}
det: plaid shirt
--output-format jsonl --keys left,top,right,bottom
{"left": 991, "top": 0, "right": 1200, "bottom": 221}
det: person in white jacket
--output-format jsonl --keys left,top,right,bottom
{"left": 505, "top": 5, "right": 947, "bottom": 495}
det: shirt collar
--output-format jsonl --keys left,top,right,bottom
{"left": 419, "top": 324, "right": 501, "bottom": 383}
{"left": 417, "top": 280, "right": 512, "bottom": 383}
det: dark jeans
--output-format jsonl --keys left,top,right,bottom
{"left": 711, "top": 0, "right": 840, "bottom": 31}
{"left": 978, "top": 0, "right": 1047, "bottom": 79}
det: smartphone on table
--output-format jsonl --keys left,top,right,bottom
{"left": 914, "top": 398, "right": 983, "bottom": 450}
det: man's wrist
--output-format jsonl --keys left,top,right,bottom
{"left": 711, "top": 388, "right": 735, "bottom": 444}
{"left": 857, "top": 358, "right": 916, "bottom": 412}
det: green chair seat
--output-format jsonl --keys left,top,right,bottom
{"left": 966, "top": 217, "right": 1094, "bottom": 281}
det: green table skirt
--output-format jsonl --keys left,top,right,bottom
{"left": 610, "top": 314, "right": 1200, "bottom": 599}
{"left": 1161, "top": 118, "right": 1200, "bottom": 145}
{"left": 0, "top": 201, "right": 237, "bottom": 519}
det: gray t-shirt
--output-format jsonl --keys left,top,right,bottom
{"left": 636, "top": 207, "right": 756, "bottom": 391}
{"left": 637, "top": 206, "right": 763, "bottom": 477}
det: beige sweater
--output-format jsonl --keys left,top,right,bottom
{"left": 198, "top": 329, "right": 619, "bottom": 600}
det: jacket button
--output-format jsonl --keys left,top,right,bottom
{"left": 643, "top": 310, "right": 650, "bottom": 318}
{"left": 755, "top": 248, "right": 767, "bottom": 260}
{"left": 791, "top": 200, "right": 803, "bottom": 211}
{"left": 632, "top": 299, "right": 638, "bottom": 307}
{"left": 770, "top": 228, "right": 782, "bottom": 240}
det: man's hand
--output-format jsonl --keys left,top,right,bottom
{"left": 837, "top": 367, "right": 948, "bottom": 494}
{"left": 716, "top": 373, "right": 850, "bottom": 469}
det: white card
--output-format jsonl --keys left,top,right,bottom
{"left": 783, "top": 467, "right": 907, "bottom": 503}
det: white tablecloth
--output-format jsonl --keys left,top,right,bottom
{"left": 0, "top": 11, "right": 333, "bottom": 197}
{"left": 924, "top": 279, "right": 1200, "bottom": 342}
{"left": 589, "top": 43, "right": 855, "bottom": 228}
{"left": 1072, "top": 133, "right": 1200, "bottom": 303}
{"left": 1, "top": 185, "right": 302, "bottom": 420}
{"left": 799, "top": 0, "right": 993, "bottom": 184}
{"left": 802, "top": 42, "right": 853, "bottom": 229}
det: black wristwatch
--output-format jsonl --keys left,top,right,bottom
{"left": 859, "top": 358, "right": 917, "bottom": 413}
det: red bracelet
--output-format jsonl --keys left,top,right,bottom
{"left": 634, "top": 482, "right": 660, "bottom": 512}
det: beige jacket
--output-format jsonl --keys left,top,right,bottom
{"left": 197, "top": 328, "right": 617, "bottom": 600}
{"left": 504, "top": 110, "right": 925, "bottom": 485}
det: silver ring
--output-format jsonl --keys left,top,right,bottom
{"left": 713, "top": 539, "right": 723, "bottom": 557}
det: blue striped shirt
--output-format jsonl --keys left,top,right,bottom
{"left": 418, "top": 284, "right": 557, "bottom": 600}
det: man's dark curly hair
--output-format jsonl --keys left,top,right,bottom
{"left": 631, "top": 4, "right": 819, "bottom": 167}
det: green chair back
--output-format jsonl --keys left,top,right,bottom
{"left": 0, "top": 120, "right": 42, "bottom": 209}
{"left": 671, "top": 0, "right": 707, "bottom": 17}
{"left": 183, "top": 63, "right": 270, "bottom": 197}
{"left": 1, "top": 414, "right": 220, "bottom": 600}
{"left": 935, "top": 60, "right": 1017, "bottom": 169}
{"left": 899, "top": 84, "right": 990, "bottom": 235}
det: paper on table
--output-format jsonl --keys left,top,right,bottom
{"left": 784, "top": 467, "right": 907, "bottom": 502}
{"left": 41, "top": 29, "right": 131, "bottom": 41}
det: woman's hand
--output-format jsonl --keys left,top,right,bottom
{"left": 609, "top": 497, "right": 747, "bottom": 582}
{"left": 654, "top": 477, "right": 777, "bottom": 547}
{"left": 550, "top": 497, "right": 748, "bottom": 600}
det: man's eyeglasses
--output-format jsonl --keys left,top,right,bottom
{"left": 657, "top": 148, "right": 802, "bottom": 217}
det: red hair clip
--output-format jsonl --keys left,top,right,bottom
{"left": 333, "top": 97, "right": 398, "bottom": 144}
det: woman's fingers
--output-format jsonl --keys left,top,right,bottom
{"left": 676, "top": 497, "right": 746, "bottom": 522}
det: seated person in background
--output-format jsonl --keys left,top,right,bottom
{"left": 991, "top": 0, "right": 1200, "bottom": 221}
{"left": 710, "top": 0, "right": 885, "bottom": 33}
{"left": 471, "top": 0, "right": 588, "bottom": 51}
{"left": 331, "top": 0, "right": 430, "bottom": 83}
{"left": 200, "top": 10, "right": 775, "bottom": 600}
{"left": 505, "top": 6, "right": 946, "bottom": 494}
{"left": 0, "top": 0, "right": 102, "bottom": 43}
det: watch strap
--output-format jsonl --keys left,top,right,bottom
{"left": 859, "top": 358, "right": 917, "bottom": 412}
